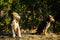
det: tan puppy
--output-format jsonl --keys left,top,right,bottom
{"left": 11, "top": 12, "right": 21, "bottom": 37}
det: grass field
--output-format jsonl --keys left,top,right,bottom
{"left": 0, "top": 33, "right": 60, "bottom": 40}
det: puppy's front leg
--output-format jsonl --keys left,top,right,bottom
{"left": 17, "top": 27, "right": 21, "bottom": 37}
{"left": 12, "top": 29, "right": 16, "bottom": 37}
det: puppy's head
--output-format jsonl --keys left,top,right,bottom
{"left": 12, "top": 12, "right": 20, "bottom": 19}
{"left": 49, "top": 15, "right": 55, "bottom": 22}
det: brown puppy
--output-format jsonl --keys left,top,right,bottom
{"left": 36, "top": 15, "right": 55, "bottom": 35}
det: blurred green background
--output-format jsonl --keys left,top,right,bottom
{"left": 0, "top": 0, "right": 60, "bottom": 34}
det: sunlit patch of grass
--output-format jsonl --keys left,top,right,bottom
{"left": 0, "top": 33, "right": 60, "bottom": 40}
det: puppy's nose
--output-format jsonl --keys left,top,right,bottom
{"left": 17, "top": 16, "right": 20, "bottom": 19}
{"left": 52, "top": 19, "right": 55, "bottom": 22}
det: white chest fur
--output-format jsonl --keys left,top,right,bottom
{"left": 11, "top": 20, "right": 19, "bottom": 30}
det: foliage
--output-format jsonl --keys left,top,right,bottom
{"left": 0, "top": 0, "right": 60, "bottom": 33}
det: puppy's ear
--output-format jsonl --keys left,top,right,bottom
{"left": 49, "top": 15, "right": 53, "bottom": 18}
{"left": 12, "top": 12, "right": 19, "bottom": 17}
